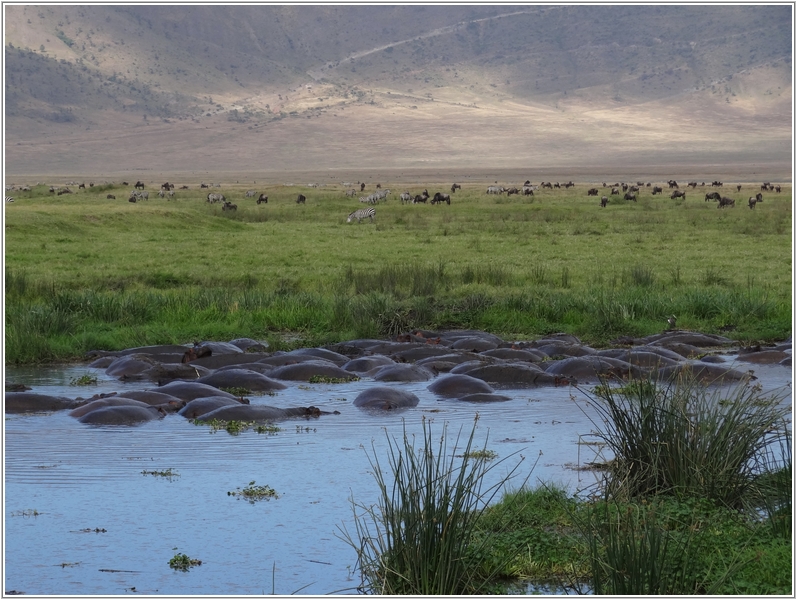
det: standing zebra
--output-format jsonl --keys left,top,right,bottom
{"left": 347, "top": 207, "right": 375, "bottom": 223}
{"left": 5, "top": 196, "right": 14, "bottom": 203}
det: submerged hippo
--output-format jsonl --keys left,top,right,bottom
{"left": 267, "top": 361, "right": 357, "bottom": 382}
{"left": 155, "top": 381, "right": 237, "bottom": 401}
{"left": 178, "top": 396, "right": 249, "bottom": 419}
{"left": 427, "top": 374, "right": 495, "bottom": 397}
{"left": 5, "top": 392, "right": 85, "bottom": 414}
{"left": 195, "top": 369, "right": 287, "bottom": 392}
{"left": 353, "top": 387, "right": 420, "bottom": 411}
{"left": 195, "top": 404, "right": 334, "bottom": 423}
{"left": 77, "top": 405, "right": 167, "bottom": 425}
{"left": 69, "top": 397, "right": 153, "bottom": 418}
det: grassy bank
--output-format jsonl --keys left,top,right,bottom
{"left": 5, "top": 181, "right": 791, "bottom": 362}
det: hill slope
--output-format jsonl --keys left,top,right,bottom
{"left": 4, "top": 4, "right": 792, "bottom": 176}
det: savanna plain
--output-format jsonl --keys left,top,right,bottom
{"left": 4, "top": 174, "right": 792, "bottom": 363}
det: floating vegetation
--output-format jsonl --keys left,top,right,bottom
{"left": 76, "top": 528, "right": 107, "bottom": 533}
{"left": 141, "top": 468, "right": 180, "bottom": 479}
{"left": 11, "top": 509, "right": 40, "bottom": 517}
{"left": 169, "top": 551, "right": 202, "bottom": 571}
{"left": 195, "top": 419, "right": 281, "bottom": 436}
{"left": 227, "top": 480, "right": 279, "bottom": 503}
{"left": 219, "top": 386, "right": 251, "bottom": 397}
{"left": 69, "top": 374, "right": 98, "bottom": 386}
{"left": 296, "top": 425, "right": 317, "bottom": 433}
{"left": 460, "top": 449, "right": 498, "bottom": 461}
{"left": 308, "top": 375, "right": 359, "bottom": 384}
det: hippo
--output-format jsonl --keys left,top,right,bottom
{"left": 448, "top": 337, "right": 499, "bottom": 352}
{"left": 735, "top": 349, "right": 791, "bottom": 365}
{"left": 195, "top": 369, "right": 287, "bottom": 392}
{"left": 155, "top": 381, "right": 237, "bottom": 401}
{"left": 427, "top": 374, "right": 495, "bottom": 398}
{"left": 283, "top": 348, "right": 350, "bottom": 366}
{"left": 257, "top": 354, "right": 338, "bottom": 367}
{"left": 214, "top": 363, "right": 276, "bottom": 375}
{"left": 544, "top": 356, "right": 644, "bottom": 383}
{"left": 188, "top": 353, "right": 271, "bottom": 370}
{"left": 86, "top": 356, "right": 117, "bottom": 369}
{"left": 178, "top": 396, "right": 250, "bottom": 419}
{"left": 194, "top": 341, "right": 244, "bottom": 355}
{"left": 342, "top": 355, "right": 396, "bottom": 373}
{"left": 195, "top": 404, "right": 333, "bottom": 423}
{"left": 479, "top": 348, "right": 548, "bottom": 362}
{"left": 438, "top": 330, "right": 506, "bottom": 346}
{"left": 646, "top": 332, "right": 734, "bottom": 347}
{"left": 77, "top": 405, "right": 167, "bottom": 425}
{"left": 595, "top": 349, "right": 682, "bottom": 369}
{"left": 105, "top": 389, "right": 185, "bottom": 406}
{"left": 105, "top": 354, "right": 160, "bottom": 377}
{"left": 417, "top": 352, "right": 497, "bottom": 367}
{"left": 370, "top": 363, "right": 435, "bottom": 382}
{"left": 110, "top": 344, "right": 192, "bottom": 359}
{"left": 535, "top": 342, "right": 597, "bottom": 358}
{"left": 5, "top": 392, "right": 85, "bottom": 413}
{"left": 646, "top": 342, "right": 705, "bottom": 359}
{"left": 653, "top": 363, "right": 755, "bottom": 384}
{"left": 267, "top": 361, "right": 358, "bottom": 382}
{"left": 69, "top": 397, "right": 154, "bottom": 418}
{"left": 454, "top": 362, "right": 563, "bottom": 388}
{"left": 390, "top": 345, "right": 461, "bottom": 363}
{"left": 130, "top": 362, "right": 211, "bottom": 383}
{"left": 353, "top": 387, "right": 420, "bottom": 410}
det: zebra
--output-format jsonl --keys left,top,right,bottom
{"left": 345, "top": 189, "right": 357, "bottom": 197}
{"left": 486, "top": 185, "right": 503, "bottom": 194}
{"left": 158, "top": 189, "right": 166, "bottom": 198}
{"left": 207, "top": 192, "right": 224, "bottom": 203}
{"left": 167, "top": 190, "right": 175, "bottom": 199}
{"left": 5, "top": 196, "right": 14, "bottom": 203}
{"left": 399, "top": 191, "right": 412, "bottom": 204}
{"left": 347, "top": 207, "right": 375, "bottom": 223}
{"left": 245, "top": 190, "right": 257, "bottom": 198}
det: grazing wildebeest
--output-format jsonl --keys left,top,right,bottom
{"left": 688, "top": 182, "right": 698, "bottom": 188}
{"left": 667, "top": 180, "right": 678, "bottom": 188}
{"left": 587, "top": 188, "right": 599, "bottom": 196}
{"left": 122, "top": 181, "right": 129, "bottom": 186}
{"left": 200, "top": 183, "right": 209, "bottom": 189}
{"left": 705, "top": 191, "right": 721, "bottom": 202}
{"left": 179, "top": 185, "right": 189, "bottom": 190}
{"left": 748, "top": 193, "right": 763, "bottom": 209}
{"left": 542, "top": 182, "right": 553, "bottom": 189}
{"left": 736, "top": 184, "right": 742, "bottom": 192}
{"left": 360, "top": 182, "right": 365, "bottom": 192}
{"left": 161, "top": 182, "right": 173, "bottom": 190}
{"left": 610, "top": 187, "right": 620, "bottom": 195}
{"left": 107, "top": 194, "right": 116, "bottom": 199}
{"left": 670, "top": 190, "right": 686, "bottom": 200}
{"left": 651, "top": 186, "right": 663, "bottom": 195}
{"left": 451, "top": 183, "right": 461, "bottom": 193}
{"left": 376, "top": 183, "right": 381, "bottom": 189}
{"left": 522, "top": 186, "right": 534, "bottom": 196}
{"left": 135, "top": 181, "right": 145, "bottom": 190}
{"left": 257, "top": 194, "right": 268, "bottom": 204}
{"left": 629, "top": 185, "right": 640, "bottom": 193}
{"left": 57, "top": 188, "right": 72, "bottom": 195}
{"left": 775, "top": 185, "right": 781, "bottom": 193}
{"left": 413, "top": 191, "right": 429, "bottom": 204}
{"left": 636, "top": 181, "right": 645, "bottom": 187}
{"left": 523, "top": 180, "right": 531, "bottom": 186}
{"left": 553, "top": 182, "right": 561, "bottom": 189}
{"left": 621, "top": 183, "right": 628, "bottom": 192}
{"left": 717, "top": 196, "right": 735, "bottom": 208}
{"left": 505, "top": 187, "right": 519, "bottom": 196}
{"left": 431, "top": 192, "right": 451, "bottom": 205}
{"left": 564, "top": 181, "right": 575, "bottom": 188}
{"left": 600, "top": 196, "right": 608, "bottom": 207}
{"left": 623, "top": 192, "right": 637, "bottom": 202}
{"left": 296, "top": 194, "right": 306, "bottom": 204}
{"left": 222, "top": 201, "right": 237, "bottom": 211}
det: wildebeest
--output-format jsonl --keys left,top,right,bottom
{"left": 564, "top": 181, "right": 575, "bottom": 188}
{"left": 413, "top": 191, "right": 429, "bottom": 204}
{"left": 621, "top": 183, "right": 628, "bottom": 192}
{"left": 775, "top": 185, "right": 781, "bottom": 193}
{"left": 200, "top": 183, "right": 209, "bottom": 189}
{"left": 296, "top": 194, "right": 306, "bottom": 204}
{"left": 670, "top": 190, "right": 686, "bottom": 200}
{"left": 522, "top": 186, "right": 534, "bottom": 196}
{"left": 600, "top": 196, "right": 608, "bottom": 207}
{"left": 711, "top": 181, "right": 723, "bottom": 187}
{"left": 360, "top": 183, "right": 365, "bottom": 192}
{"left": 748, "top": 193, "right": 763, "bottom": 209}
{"left": 652, "top": 186, "right": 663, "bottom": 195}
{"left": 610, "top": 187, "right": 620, "bottom": 195}
{"left": 431, "top": 192, "right": 451, "bottom": 205}
{"left": 122, "top": 181, "right": 129, "bottom": 186}
{"left": 107, "top": 194, "right": 116, "bottom": 199}
{"left": 717, "top": 196, "right": 735, "bottom": 208}
{"left": 629, "top": 185, "right": 640, "bottom": 193}
{"left": 587, "top": 188, "right": 599, "bottom": 196}
{"left": 667, "top": 180, "right": 678, "bottom": 188}
{"left": 135, "top": 181, "right": 145, "bottom": 190}
{"left": 705, "top": 191, "right": 721, "bottom": 202}
{"left": 541, "top": 182, "right": 553, "bottom": 189}
{"left": 505, "top": 187, "right": 520, "bottom": 196}
{"left": 222, "top": 201, "right": 237, "bottom": 211}
{"left": 451, "top": 183, "right": 461, "bottom": 193}
{"left": 736, "top": 184, "right": 742, "bottom": 192}
{"left": 257, "top": 194, "right": 268, "bottom": 204}
{"left": 179, "top": 185, "right": 189, "bottom": 190}
{"left": 761, "top": 182, "right": 771, "bottom": 191}
{"left": 376, "top": 183, "right": 381, "bottom": 189}
{"left": 623, "top": 192, "right": 637, "bottom": 202}
{"left": 78, "top": 183, "right": 86, "bottom": 189}
{"left": 688, "top": 182, "right": 698, "bottom": 188}
{"left": 57, "top": 188, "right": 73, "bottom": 196}
{"left": 161, "top": 182, "right": 174, "bottom": 190}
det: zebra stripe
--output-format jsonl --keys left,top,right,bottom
{"left": 347, "top": 207, "right": 375, "bottom": 223}
{"left": 5, "top": 196, "right": 14, "bottom": 203}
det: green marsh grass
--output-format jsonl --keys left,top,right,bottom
{"left": 4, "top": 182, "right": 791, "bottom": 362}
{"left": 340, "top": 417, "right": 526, "bottom": 594}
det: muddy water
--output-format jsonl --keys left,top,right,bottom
{"left": 4, "top": 357, "right": 791, "bottom": 595}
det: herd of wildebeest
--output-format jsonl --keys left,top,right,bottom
{"left": 4, "top": 177, "right": 785, "bottom": 218}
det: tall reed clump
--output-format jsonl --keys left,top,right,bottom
{"left": 580, "top": 377, "right": 789, "bottom": 509}
{"left": 341, "top": 417, "right": 525, "bottom": 595}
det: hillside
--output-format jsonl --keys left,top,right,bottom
{"left": 4, "top": 4, "right": 792, "bottom": 177}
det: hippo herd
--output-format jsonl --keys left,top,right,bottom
{"left": 5, "top": 329, "right": 791, "bottom": 425}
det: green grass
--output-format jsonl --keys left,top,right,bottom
{"left": 4, "top": 182, "right": 791, "bottom": 362}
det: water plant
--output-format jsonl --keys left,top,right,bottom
{"left": 227, "top": 481, "right": 279, "bottom": 503}
{"left": 141, "top": 468, "right": 180, "bottom": 479}
{"left": 340, "top": 416, "right": 527, "bottom": 594}
{"left": 69, "top": 374, "right": 98, "bottom": 386}
{"left": 169, "top": 551, "right": 202, "bottom": 571}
